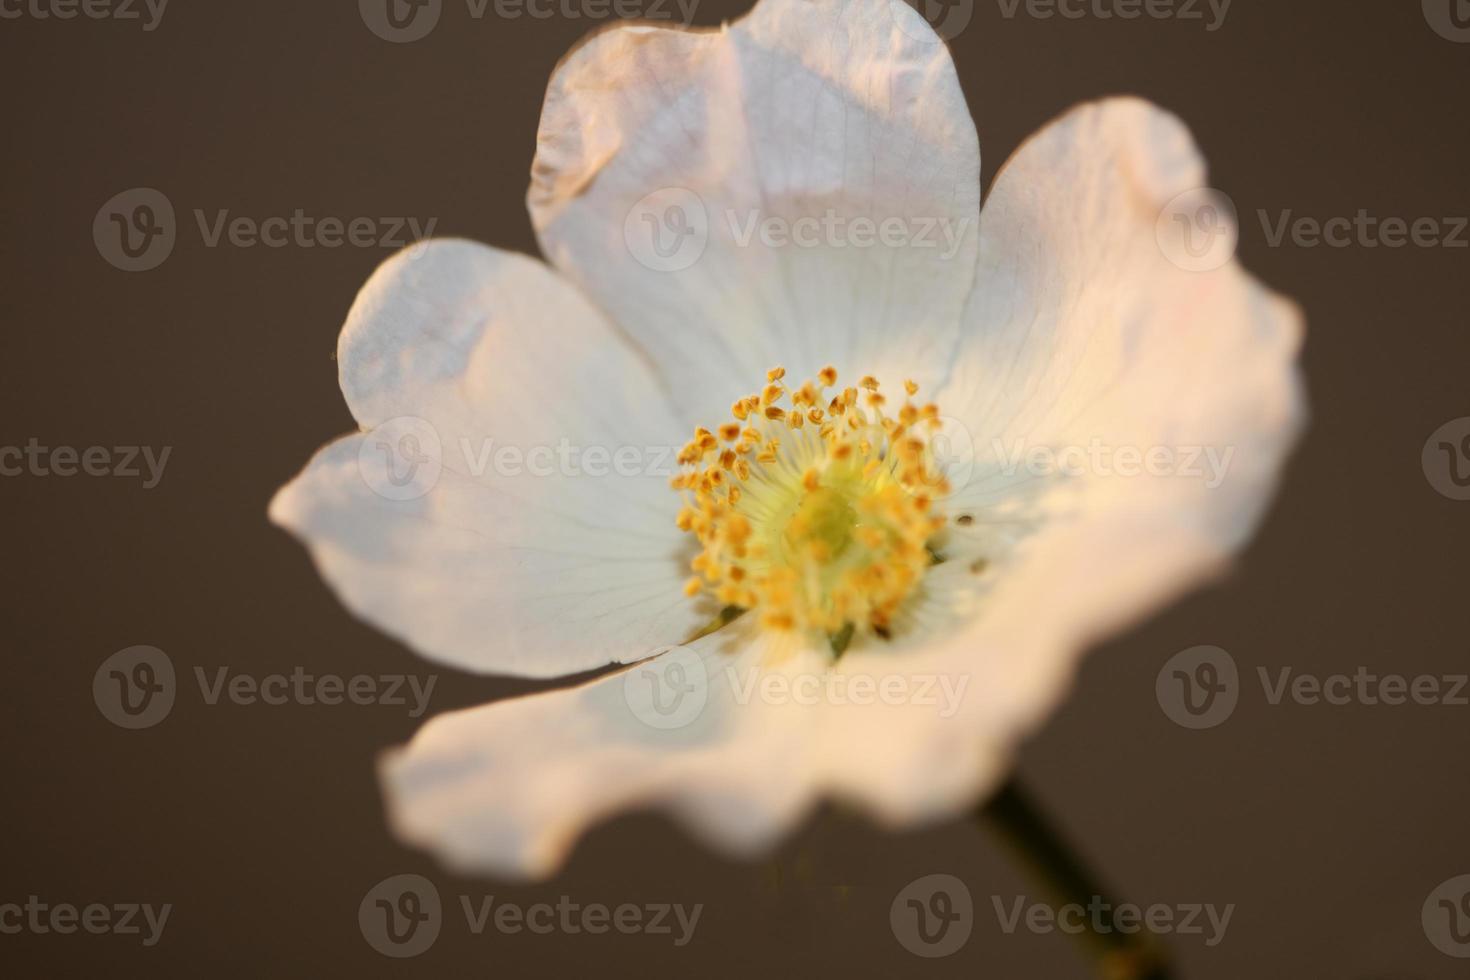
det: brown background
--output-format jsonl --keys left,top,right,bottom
{"left": 2, "top": 0, "right": 1468, "bottom": 976}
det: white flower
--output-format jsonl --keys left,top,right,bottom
{"left": 269, "top": 0, "right": 1304, "bottom": 879}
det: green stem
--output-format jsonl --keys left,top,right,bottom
{"left": 980, "top": 778, "right": 1174, "bottom": 980}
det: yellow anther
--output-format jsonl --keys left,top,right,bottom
{"left": 672, "top": 364, "right": 950, "bottom": 641}
{"left": 904, "top": 379, "right": 919, "bottom": 396}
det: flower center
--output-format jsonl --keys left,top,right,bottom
{"left": 672, "top": 366, "right": 951, "bottom": 643}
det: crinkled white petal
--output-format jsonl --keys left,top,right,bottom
{"left": 529, "top": 0, "right": 982, "bottom": 423}
{"left": 381, "top": 622, "right": 830, "bottom": 878}
{"left": 922, "top": 96, "right": 1306, "bottom": 741}
{"left": 270, "top": 240, "right": 708, "bottom": 678}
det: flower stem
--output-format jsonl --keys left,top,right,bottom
{"left": 980, "top": 777, "right": 1175, "bottom": 980}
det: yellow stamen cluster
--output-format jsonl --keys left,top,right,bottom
{"left": 671, "top": 366, "right": 950, "bottom": 639}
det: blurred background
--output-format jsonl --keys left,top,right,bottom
{"left": 1, "top": 0, "right": 1467, "bottom": 976}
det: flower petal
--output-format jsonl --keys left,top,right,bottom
{"left": 528, "top": 0, "right": 982, "bottom": 422}
{"left": 768, "top": 103, "right": 1305, "bottom": 831}
{"left": 923, "top": 97, "right": 1305, "bottom": 741}
{"left": 271, "top": 240, "right": 707, "bottom": 678}
{"left": 380, "top": 623, "right": 829, "bottom": 878}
